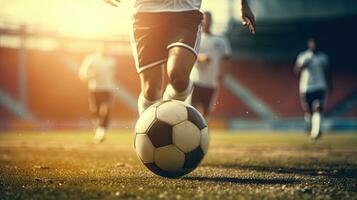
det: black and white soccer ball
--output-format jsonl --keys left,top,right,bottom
{"left": 135, "top": 100, "right": 209, "bottom": 178}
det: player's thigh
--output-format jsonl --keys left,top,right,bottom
{"left": 139, "top": 66, "right": 164, "bottom": 100}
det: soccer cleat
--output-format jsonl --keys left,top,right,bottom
{"left": 310, "top": 131, "right": 322, "bottom": 144}
{"left": 310, "top": 131, "right": 322, "bottom": 143}
{"left": 93, "top": 126, "right": 106, "bottom": 144}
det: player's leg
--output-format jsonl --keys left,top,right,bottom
{"left": 89, "top": 92, "right": 100, "bottom": 126}
{"left": 163, "top": 47, "right": 195, "bottom": 101}
{"left": 310, "top": 90, "right": 326, "bottom": 141}
{"left": 131, "top": 12, "right": 168, "bottom": 114}
{"left": 138, "top": 66, "right": 163, "bottom": 114}
{"left": 310, "top": 102, "right": 321, "bottom": 139}
{"left": 93, "top": 92, "right": 111, "bottom": 143}
{"left": 190, "top": 84, "right": 205, "bottom": 115}
{"left": 190, "top": 84, "right": 216, "bottom": 117}
{"left": 300, "top": 92, "right": 313, "bottom": 133}
{"left": 205, "top": 88, "right": 219, "bottom": 118}
{"left": 162, "top": 10, "right": 203, "bottom": 102}
{"left": 98, "top": 92, "right": 112, "bottom": 129}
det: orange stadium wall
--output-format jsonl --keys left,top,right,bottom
{"left": 1, "top": 47, "right": 357, "bottom": 126}
{"left": 0, "top": 48, "right": 141, "bottom": 124}
{"left": 26, "top": 49, "right": 140, "bottom": 121}
{"left": 226, "top": 59, "right": 357, "bottom": 118}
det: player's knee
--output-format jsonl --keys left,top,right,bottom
{"left": 312, "top": 100, "right": 322, "bottom": 112}
{"left": 143, "top": 84, "right": 161, "bottom": 100}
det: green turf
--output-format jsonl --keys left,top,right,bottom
{"left": 1, "top": 130, "right": 357, "bottom": 200}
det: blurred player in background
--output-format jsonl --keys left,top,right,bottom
{"left": 79, "top": 43, "right": 116, "bottom": 143}
{"left": 190, "top": 12, "right": 232, "bottom": 117}
{"left": 295, "top": 37, "right": 333, "bottom": 142}
{"left": 104, "top": 0, "right": 255, "bottom": 115}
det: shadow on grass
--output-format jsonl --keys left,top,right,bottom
{"left": 182, "top": 176, "right": 300, "bottom": 185}
{"left": 202, "top": 163, "right": 357, "bottom": 178}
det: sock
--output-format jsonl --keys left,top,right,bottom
{"left": 94, "top": 126, "right": 106, "bottom": 142}
{"left": 311, "top": 111, "right": 321, "bottom": 138}
{"left": 96, "top": 126, "right": 105, "bottom": 134}
{"left": 138, "top": 93, "right": 158, "bottom": 115}
{"left": 163, "top": 81, "right": 193, "bottom": 101}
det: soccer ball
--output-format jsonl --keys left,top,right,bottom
{"left": 134, "top": 100, "right": 209, "bottom": 178}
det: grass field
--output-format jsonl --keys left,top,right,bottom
{"left": 1, "top": 130, "right": 357, "bottom": 200}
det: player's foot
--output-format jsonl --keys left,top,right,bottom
{"left": 93, "top": 126, "right": 106, "bottom": 144}
{"left": 310, "top": 131, "right": 322, "bottom": 143}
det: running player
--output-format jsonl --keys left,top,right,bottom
{"left": 189, "top": 11, "right": 232, "bottom": 117}
{"left": 295, "top": 37, "right": 333, "bottom": 142}
{"left": 104, "top": 0, "right": 255, "bottom": 114}
{"left": 79, "top": 43, "right": 116, "bottom": 143}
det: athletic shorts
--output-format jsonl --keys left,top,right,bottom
{"left": 191, "top": 84, "right": 217, "bottom": 114}
{"left": 300, "top": 89, "right": 326, "bottom": 113}
{"left": 131, "top": 10, "right": 203, "bottom": 73}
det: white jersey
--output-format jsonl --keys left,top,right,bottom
{"left": 190, "top": 33, "right": 232, "bottom": 88}
{"left": 134, "top": 0, "right": 201, "bottom": 13}
{"left": 296, "top": 50, "right": 329, "bottom": 93}
{"left": 79, "top": 53, "right": 116, "bottom": 92}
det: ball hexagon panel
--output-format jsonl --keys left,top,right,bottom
{"left": 186, "top": 105, "right": 207, "bottom": 130}
{"left": 146, "top": 120, "right": 173, "bottom": 148}
{"left": 135, "top": 100, "right": 209, "bottom": 178}
{"left": 200, "top": 127, "right": 209, "bottom": 154}
{"left": 154, "top": 145, "right": 185, "bottom": 171}
{"left": 156, "top": 101, "right": 188, "bottom": 126}
{"left": 173, "top": 121, "right": 201, "bottom": 153}
{"left": 183, "top": 147, "right": 204, "bottom": 169}
{"left": 135, "top": 134, "right": 155, "bottom": 163}
{"left": 135, "top": 106, "right": 157, "bottom": 134}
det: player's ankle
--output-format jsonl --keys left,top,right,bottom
{"left": 138, "top": 93, "right": 159, "bottom": 114}
{"left": 163, "top": 81, "right": 193, "bottom": 101}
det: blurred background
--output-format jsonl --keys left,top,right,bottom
{"left": 0, "top": 0, "right": 356, "bottom": 131}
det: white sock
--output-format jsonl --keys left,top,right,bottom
{"left": 163, "top": 81, "right": 193, "bottom": 101}
{"left": 94, "top": 126, "right": 106, "bottom": 142}
{"left": 138, "top": 93, "right": 158, "bottom": 115}
{"left": 311, "top": 111, "right": 321, "bottom": 138}
{"left": 96, "top": 126, "right": 105, "bottom": 134}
